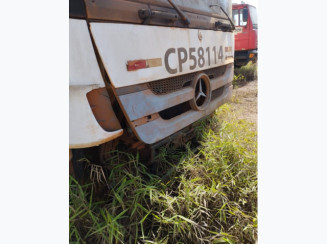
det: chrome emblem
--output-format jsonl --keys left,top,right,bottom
{"left": 190, "top": 73, "right": 211, "bottom": 111}
{"left": 195, "top": 79, "right": 207, "bottom": 101}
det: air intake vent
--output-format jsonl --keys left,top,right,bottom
{"left": 148, "top": 73, "right": 194, "bottom": 95}
{"left": 148, "top": 65, "right": 227, "bottom": 95}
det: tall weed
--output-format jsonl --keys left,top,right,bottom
{"left": 233, "top": 62, "right": 257, "bottom": 87}
{"left": 70, "top": 104, "right": 257, "bottom": 244}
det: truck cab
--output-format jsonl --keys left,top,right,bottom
{"left": 232, "top": 3, "right": 257, "bottom": 67}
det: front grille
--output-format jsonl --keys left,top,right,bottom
{"left": 205, "top": 65, "right": 227, "bottom": 79}
{"left": 148, "top": 65, "right": 227, "bottom": 95}
{"left": 158, "top": 85, "right": 227, "bottom": 121}
{"left": 211, "top": 86, "right": 225, "bottom": 100}
{"left": 148, "top": 73, "right": 194, "bottom": 95}
{"left": 159, "top": 102, "right": 191, "bottom": 120}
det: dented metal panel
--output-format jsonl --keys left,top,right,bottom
{"left": 90, "top": 22, "right": 234, "bottom": 88}
{"left": 135, "top": 84, "right": 232, "bottom": 144}
{"left": 119, "top": 87, "right": 194, "bottom": 121}
{"left": 69, "top": 85, "right": 123, "bottom": 149}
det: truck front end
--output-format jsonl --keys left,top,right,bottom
{"left": 70, "top": 0, "right": 235, "bottom": 166}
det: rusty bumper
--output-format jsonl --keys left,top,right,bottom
{"left": 115, "top": 63, "right": 233, "bottom": 144}
{"left": 134, "top": 84, "right": 232, "bottom": 144}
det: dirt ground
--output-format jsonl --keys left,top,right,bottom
{"left": 230, "top": 80, "right": 257, "bottom": 127}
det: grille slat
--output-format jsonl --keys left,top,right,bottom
{"left": 148, "top": 65, "right": 227, "bottom": 95}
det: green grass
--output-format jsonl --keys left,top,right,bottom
{"left": 233, "top": 62, "right": 257, "bottom": 87}
{"left": 69, "top": 104, "right": 257, "bottom": 244}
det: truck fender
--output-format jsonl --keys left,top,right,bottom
{"left": 69, "top": 18, "right": 123, "bottom": 149}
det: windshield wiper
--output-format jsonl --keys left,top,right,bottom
{"left": 209, "top": 5, "right": 235, "bottom": 31}
{"left": 219, "top": 6, "right": 235, "bottom": 30}
{"left": 167, "top": 0, "right": 190, "bottom": 26}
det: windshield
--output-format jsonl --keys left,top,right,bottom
{"left": 249, "top": 6, "right": 258, "bottom": 29}
{"left": 232, "top": 8, "right": 248, "bottom": 27}
{"left": 232, "top": 9, "right": 239, "bottom": 26}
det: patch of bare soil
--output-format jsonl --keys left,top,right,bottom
{"left": 230, "top": 80, "right": 257, "bottom": 127}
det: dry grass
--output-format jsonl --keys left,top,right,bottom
{"left": 231, "top": 81, "right": 257, "bottom": 126}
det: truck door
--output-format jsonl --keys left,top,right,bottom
{"left": 233, "top": 7, "right": 250, "bottom": 51}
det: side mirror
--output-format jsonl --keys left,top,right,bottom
{"left": 242, "top": 8, "right": 248, "bottom": 22}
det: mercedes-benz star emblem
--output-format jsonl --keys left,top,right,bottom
{"left": 195, "top": 79, "right": 207, "bottom": 102}
{"left": 190, "top": 73, "right": 212, "bottom": 111}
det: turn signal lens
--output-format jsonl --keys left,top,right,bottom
{"left": 249, "top": 53, "right": 254, "bottom": 58}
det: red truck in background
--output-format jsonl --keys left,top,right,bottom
{"left": 232, "top": 3, "right": 257, "bottom": 67}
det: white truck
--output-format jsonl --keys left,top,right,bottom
{"left": 69, "top": 0, "right": 234, "bottom": 173}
